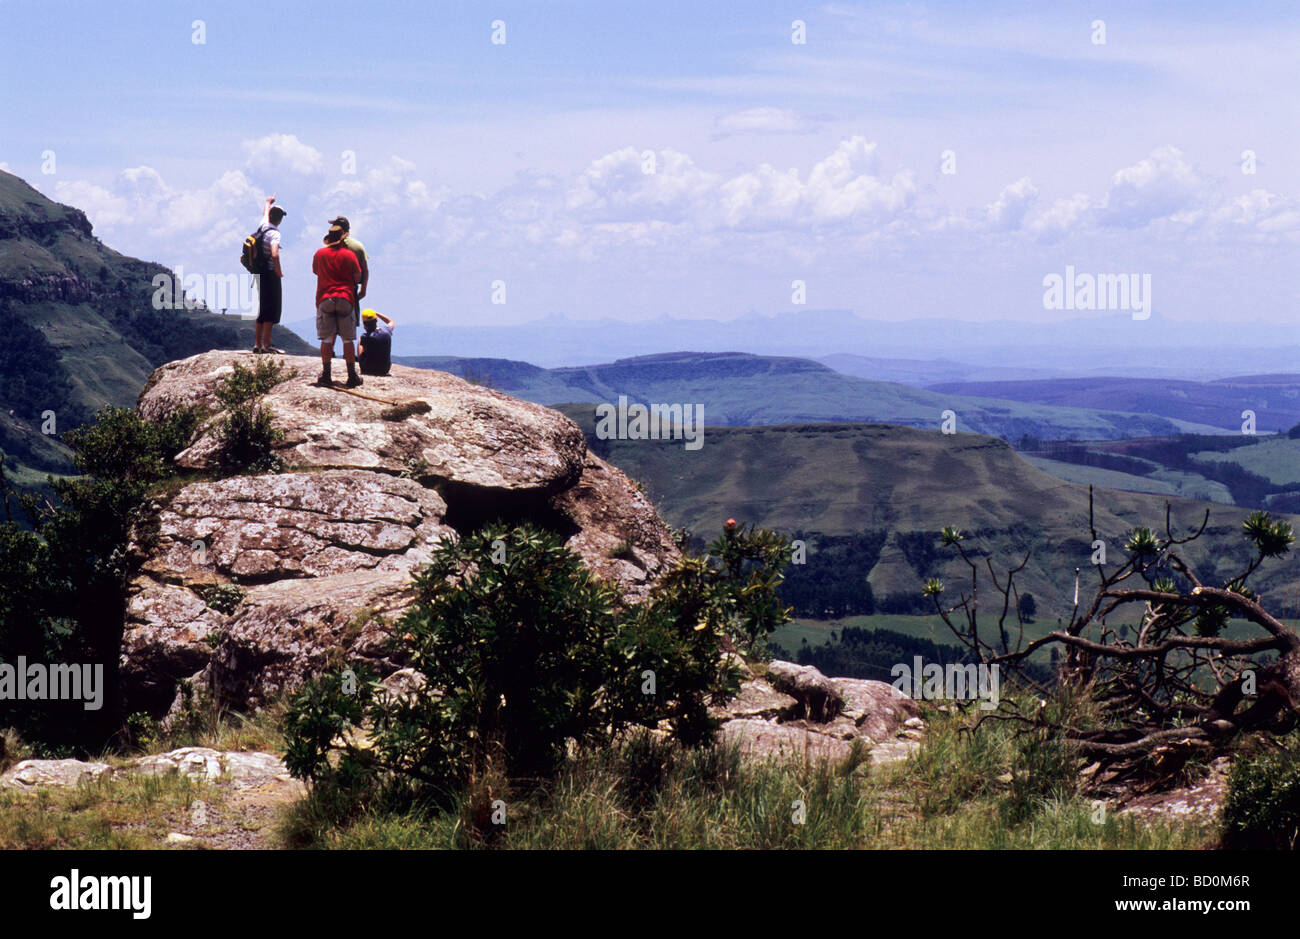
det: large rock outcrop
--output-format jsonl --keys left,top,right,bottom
{"left": 123, "top": 351, "right": 681, "bottom": 713}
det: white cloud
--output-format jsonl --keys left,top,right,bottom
{"left": 566, "top": 147, "right": 720, "bottom": 223}
{"left": 717, "top": 163, "right": 804, "bottom": 227}
{"left": 55, "top": 164, "right": 259, "bottom": 257}
{"left": 714, "top": 107, "right": 815, "bottom": 136}
{"left": 241, "top": 134, "right": 325, "bottom": 178}
{"left": 986, "top": 177, "right": 1038, "bottom": 232}
{"left": 1098, "top": 146, "right": 1210, "bottom": 229}
{"left": 1209, "top": 188, "right": 1300, "bottom": 233}
{"left": 564, "top": 136, "right": 913, "bottom": 232}
{"left": 802, "top": 137, "right": 913, "bottom": 222}
{"left": 1027, "top": 193, "right": 1093, "bottom": 242}
{"left": 52, "top": 179, "right": 130, "bottom": 227}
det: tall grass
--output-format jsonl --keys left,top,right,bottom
{"left": 279, "top": 709, "right": 1214, "bottom": 850}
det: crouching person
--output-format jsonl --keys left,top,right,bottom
{"left": 312, "top": 225, "right": 363, "bottom": 387}
{"left": 357, "top": 308, "right": 395, "bottom": 377}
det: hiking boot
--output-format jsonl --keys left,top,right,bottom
{"left": 252, "top": 346, "right": 264, "bottom": 354}
{"left": 265, "top": 346, "right": 285, "bottom": 354}
{"left": 314, "top": 370, "right": 332, "bottom": 388}
{"left": 345, "top": 371, "right": 363, "bottom": 388}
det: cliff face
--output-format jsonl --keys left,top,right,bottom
{"left": 0, "top": 170, "right": 164, "bottom": 306}
{"left": 121, "top": 351, "right": 683, "bottom": 714}
{"left": 0, "top": 170, "right": 310, "bottom": 485}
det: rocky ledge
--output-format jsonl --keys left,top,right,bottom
{"left": 123, "top": 352, "right": 681, "bottom": 714}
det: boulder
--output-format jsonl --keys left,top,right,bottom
{"left": 766, "top": 660, "right": 844, "bottom": 722}
{"left": 716, "top": 662, "right": 925, "bottom": 766}
{"left": 0, "top": 759, "right": 111, "bottom": 790}
{"left": 710, "top": 678, "right": 799, "bottom": 722}
{"left": 136, "top": 470, "right": 453, "bottom": 583}
{"left": 122, "top": 351, "right": 682, "bottom": 712}
{"left": 123, "top": 470, "right": 454, "bottom": 711}
{"left": 719, "top": 719, "right": 856, "bottom": 762}
{"left": 134, "top": 747, "right": 303, "bottom": 793}
{"left": 549, "top": 452, "right": 680, "bottom": 591}
{"left": 835, "top": 677, "right": 923, "bottom": 741}
{"left": 375, "top": 668, "right": 429, "bottom": 706}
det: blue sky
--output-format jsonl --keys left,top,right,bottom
{"left": 2, "top": 0, "right": 1299, "bottom": 335}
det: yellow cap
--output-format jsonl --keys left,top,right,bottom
{"left": 361, "top": 308, "right": 378, "bottom": 320}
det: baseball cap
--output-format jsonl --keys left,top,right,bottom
{"left": 361, "top": 308, "right": 378, "bottom": 320}
{"left": 327, "top": 216, "right": 350, "bottom": 231}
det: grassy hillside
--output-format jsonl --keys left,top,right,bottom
{"left": 0, "top": 170, "right": 310, "bottom": 490}
{"left": 553, "top": 405, "right": 1300, "bottom": 631}
{"left": 399, "top": 351, "right": 1227, "bottom": 441}
{"left": 1193, "top": 436, "right": 1300, "bottom": 486}
{"left": 926, "top": 374, "right": 1300, "bottom": 433}
{"left": 1014, "top": 434, "right": 1300, "bottom": 511}
{"left": 1019, "top": 454, "right": 1236, "bottom": 503}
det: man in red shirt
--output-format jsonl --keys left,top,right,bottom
{"left": 312, "top": 225, "right": 364, "bottom": 387}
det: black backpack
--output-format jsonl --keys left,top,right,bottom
{"left": 240, "top": 224, "right": 271, "bottom": 274}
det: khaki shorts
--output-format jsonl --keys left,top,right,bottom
{"left": 316, "top": 298, "right": 356, "bottom": 342}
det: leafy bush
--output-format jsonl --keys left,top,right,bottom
{"left": 282, "top": 521, "right": 793, "bottom": 801}
{"left": 194, "top": 583, "right": 244, "bottom": 615}
{"left": 214, "top": 358, "right": 290, "bottom": 408}
{"left": 0, "top": 404, "right": 197, "bottom": 748}
{"left": 213, "top": 360, "right": 288, "bottom": 474}
{"left": 1222, "top": 745, "right": 1300, "bottom": 849}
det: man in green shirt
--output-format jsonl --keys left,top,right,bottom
{"left": 327, "top": 216, "right": 369, "bottom": 325}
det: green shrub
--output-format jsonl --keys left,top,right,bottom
{"left": 282, "top": 521, "right": 793, "bottom": 802}
{"left": 214, "top": 359, "right": 289, "bottom": 409}
{"left": 213, "top": 360, "right": 289, "bottom": 474}
{"left": 0, "top": 404, "right": 198, "bottom": 748}
{"left": 194, "top": 583, "right": 244, "bottom": 615}
{"left": 1222, "top": 744, "right": 1300, "bottom": 849}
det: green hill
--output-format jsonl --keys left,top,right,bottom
{"left": 398, "top": 351, "right": 1228, "bottom": 441}
{"left": 552, "top": 404, "right": 1300, "bottom": 632}
{"left": 0, "top": 170, "right": 310, "bottom": 491}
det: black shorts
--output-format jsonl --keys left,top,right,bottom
{"left": 256, "top": 272, "right": 282, "bottom": 324}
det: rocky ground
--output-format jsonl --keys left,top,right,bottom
{"left": 0, "top": 747, "right": 305, "bottom": 849}
{"left": 1114, "top": 757, "right": 1231, "bottom": 824}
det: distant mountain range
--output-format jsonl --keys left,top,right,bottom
{"left": 291, "top": 307, "right": 1300, "bottom": 377}
{"left": 925, "top": 375, "right": 1300, "bottom": 436}
{"left": 813, "top": 354, "right": 1259, "bottom": 386}
{"left": 396, "top": 351, "right": 1227, "bottom": 440}
{"left": 0, "top": 170, "right": 310, "bottom": 491}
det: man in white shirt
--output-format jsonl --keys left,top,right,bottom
{"left": 254, "top": 196, "right": 286, "bottom": 354}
